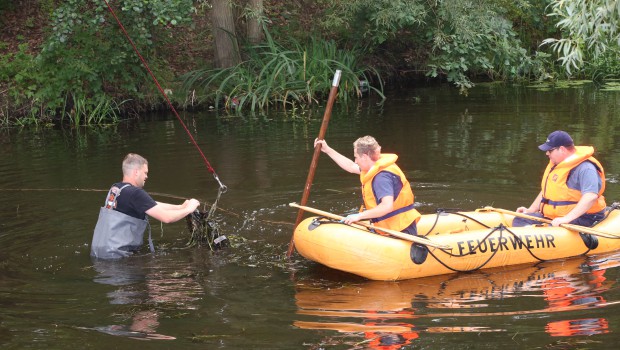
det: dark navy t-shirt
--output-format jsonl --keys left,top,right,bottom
{"left": 567, "top": 161, "right": 602, "bottom": 194}
{"left": 371, "top": 172, "right": 403, "bottom": 203}
{"left": 112, "top": 182, "right": 157, "bottom": 220}
{"left": 371, "top": 171, "right": 417, "bottom": 235}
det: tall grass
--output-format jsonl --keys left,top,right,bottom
{"left": 182, "top": 34, "right": 384, "bottom": 113}
{"left": 61, "top": 94, "right": 125, "bottom": 126}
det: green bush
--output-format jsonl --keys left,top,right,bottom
{"left": 182, "top": 32, "right": 383, "bottom": 113}
{"left": 1, "top": 0, "right": 196, "bottom": 125}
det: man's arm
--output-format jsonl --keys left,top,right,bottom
{"left": 517, "top": 191, "right": 543, "bottom": 214}
{"left": 551, "top": 163, "right": 602, "bottom": 226}
{"left": 343, "top": 173, "right": 398, "bottom": 224}
{"left": 343, "top": 196, "right": 393, "bottom": 223}
{"left": 550, "top": 192, "right": 598, "bottom": 226}
{"left": 146, "top": 199, "right": 200, "bottom": 224}
{"left": 314, "top": 139, "right": 360, "bottom": 174}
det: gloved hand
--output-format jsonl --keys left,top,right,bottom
{"left": 340, "top": 213, "right": 361, "bottom": 224}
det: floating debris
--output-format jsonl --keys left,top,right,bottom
{"left": 185, "top": 209, "right": 229, "bottom": 251}
{"left": 601, "top": 81, "right": 620, "bottom": 91}
{"left": 527, "top": 80, "right": 594, "bottom": 90}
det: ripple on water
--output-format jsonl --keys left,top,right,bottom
{"left": 292, "top": 251, "right": 620, "bottom": 343}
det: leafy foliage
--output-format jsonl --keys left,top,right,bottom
{"left": 321, "top": 0, "right": 427, "bottom": 45}
{"left": 5, "top": 0, "right": 195, "bottom": 125}
{"left": 542, "top": 0, "right": 620, "bottom": 76}
{"left": 4, "top": 0, "right": 620, "bottom": 125}
{"left": 318, "top": 0, "right": 549, "bottom": 91}
{"left": 182, "top": 31, "right": 383, "bottom": 113}
{"left": 584, "top": 46, "right": 620, "bottom": 80}
{"left": 427, "top": 1, "right": 538, "bottom": 90}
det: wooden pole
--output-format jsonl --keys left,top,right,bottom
{"left": 289, "top": 203, "right": 451, "bottom": 250}
{"left": 286, "top": 70, "right": 342, "bottom": 258}
{"left": 484, "top": 206, "right": 620, "bottom": 239}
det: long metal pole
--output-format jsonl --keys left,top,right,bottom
{"left": 286, "top": 70, "right": 342, "bottom": 258}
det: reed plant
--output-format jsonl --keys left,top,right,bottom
{"left": 0, "top": 101, "right": 7, "bottom": 128}
{"left": 62, "top": 94, "right": 125, "bottom": 126}
{"left": 182, "top": 33, "right": 383, "bottom": 113}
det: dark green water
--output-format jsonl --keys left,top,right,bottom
{"left": 2, "top": 83, "right": 620, "bottom": 349}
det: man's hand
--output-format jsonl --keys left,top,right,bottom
{"left": 186, "top": 198, "right": 200, "bottom": 211}
{"left": 551, "top": 216, "right": 571, "bottom": 227}
{"left": 516, "top": 206, "right": 529, "bottom": 214}
{"left": 341, "top": 213, "right": 361, "bottom": 225}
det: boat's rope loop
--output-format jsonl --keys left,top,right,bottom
{"left": 597, "top": 202, "right": 620, "bottom": 223}
{"left": 444, "top": 211, "right": 493, "bottom": 229}
{"left": 308, "top": 213, "right": 605, "bottom": 274}
{"left": 428, "top": 223, "right": 589, "bottom": 273}
{"left": 421, "top": 209, "right": 492, "bottom": 237}
{"left": 428, "top": 225, "right": 505, "bottom": 273}
{"left": 420, "top": 210, "right": 442, "bottom": 236}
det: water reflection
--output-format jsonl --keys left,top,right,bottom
{"left": 294, "top": 252, "right": 620, "bottom": 348}
{"left": 3, "top": 84, "right": 620, "bottom": 348}
{"left": 89, "top": 256, "right": 203, "bottom": 340}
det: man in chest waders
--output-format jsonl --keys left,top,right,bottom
{"left": 91, "top": 153, "right": 200, "bottom": 259}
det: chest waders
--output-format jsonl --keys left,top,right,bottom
{"left": 91, "top": 184, "right": 154, "bottom": 259}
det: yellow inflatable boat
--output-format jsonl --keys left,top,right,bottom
{"left": 292, "top": 206, "right": 620, "bottom": 281}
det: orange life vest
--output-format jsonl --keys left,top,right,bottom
{"left": 364, "top": 328, "right": 419, "bottom": 350}
{"left": 540, "top": 146, "right": 606, "bottom": 219}
{"left": 545, "top": 318, "right": 609, "bottom": 337}
{"left": 360, "top": 154, "right": 421, "bottom": 232}
{"left": 363, "top": 311, "right": 419, "bottom": 350}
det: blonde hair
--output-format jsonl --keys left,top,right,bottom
{"left": 353, "top": 136, "right": 381, "bottom": 161}
{"left": 122, "top": 153, "right": 148, "bottom": 176}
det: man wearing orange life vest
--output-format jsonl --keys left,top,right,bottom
{"left": 513, "top": 130, "right": 606, "bottom": 227}
{"left": 314, "top": 136, "right": 421, "bottom": 235}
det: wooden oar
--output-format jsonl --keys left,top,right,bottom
{"left": 483, "top": 206, "right": 620, "bottom": 239}
{"left": 286, "top": 70, "right": 342, "bottom": 258}
{"left": 289, "top": 203, "right": 451, "bottom": 250}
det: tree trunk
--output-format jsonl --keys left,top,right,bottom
{"left": 211, "top": 0, "right": 240, "bottom": 68}
{"left": 247, "top": 0, "right": 264, "bottom": 44}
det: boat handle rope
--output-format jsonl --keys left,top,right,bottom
{"left": 419, "top": 209, "right": 447, "bottom": 237}
{"left": 428, "top": 203, "right": 620, "bottom": 273}
{"left": 448, "top": 211, "right": 493, "bottom": 228}
{"left": 421, "top": 209, "right": 493, "bottom": 238}
{"left": 598, "top": 202, "right": 620, "bottom": 223}
{"left": 427, "top": 224, "right": 594, "bottom": 273}
{"left": 427, "top": 225, "right": 506, "bottom": 273}
{"left": 307, "top": 215, "right": 598, "bottom": 274}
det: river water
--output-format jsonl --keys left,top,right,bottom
{"left": 2, "top": 83, "right": 620, "bottom": 349}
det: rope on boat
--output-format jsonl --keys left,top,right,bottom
{"left": 420, "top": 209, "right": 442, "bottom": 236}
{"left": 426, "top": 204, "right": 620, "bottom": 272}
{"left": 428, "top": 224, "right": 562, "bottom": 273}
{"left": 102, "top": 1, "right": 229, "bottom": 250}
{"left": 447, "top": 211, "right": 493, "bottom": 229}
{"left": 420, "top": 209, "right": 493, "bottom": 237}
{"left": 598, "top": 202, "right": 620, "bottom": 223}
{"left": 309, "top": 216, "right": 604, "bottom": 274}
{"left": 428, "top": 226, "right": 506, "bottom": 273}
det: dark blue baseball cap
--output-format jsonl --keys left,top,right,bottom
{"left": 538, "top": 130, "right": 574, "bottom": 151}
